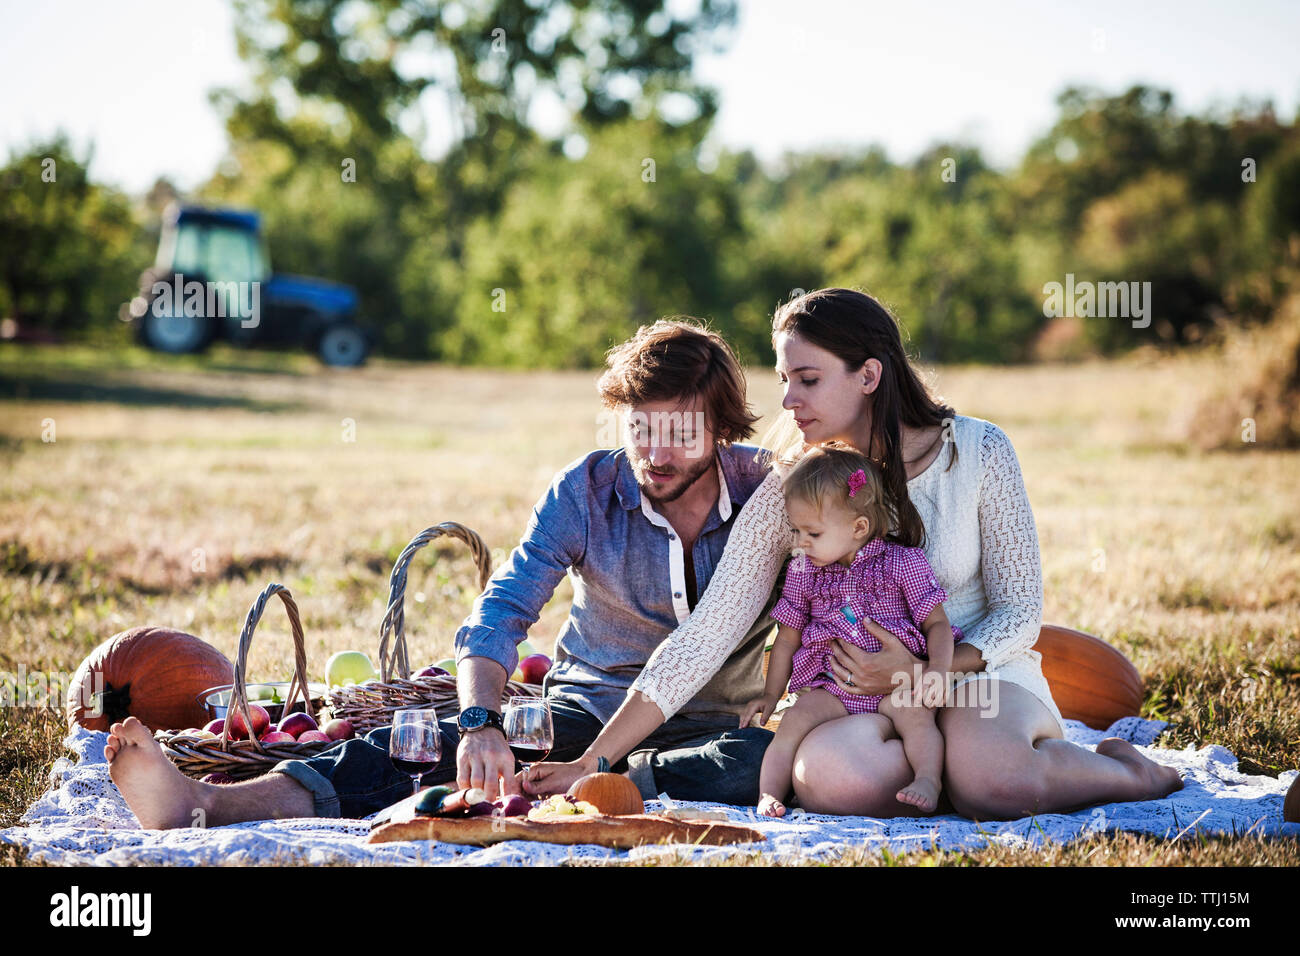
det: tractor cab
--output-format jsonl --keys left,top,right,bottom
{"left": 130, "top": 204, "right": 371, "bottom": 366}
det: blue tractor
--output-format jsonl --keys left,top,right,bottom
{"left": 129, "top": 204, "right": 373, "bottom": 366}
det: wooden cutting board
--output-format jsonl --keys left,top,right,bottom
{"left": 366, "top": 791, "right": 766, "bottom": 849}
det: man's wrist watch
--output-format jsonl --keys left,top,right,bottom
{"left": 457, "top": 706, "right": 504, "bottom": 738}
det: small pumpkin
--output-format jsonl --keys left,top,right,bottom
{"left": 66, "top": 626, "right": 233, "bottom": 732}
{"left": 1033, "top": 625, "right": 1144, "bottom": 730}
{"left": 1284, "top": 775, "right": 1300, "bottom": 824}
{"left": 566, "top": 772, "right": 644, "bottom": 816}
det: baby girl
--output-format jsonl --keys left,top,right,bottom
{"left": 741, "top": 443, "right": 963, "bottom": 815}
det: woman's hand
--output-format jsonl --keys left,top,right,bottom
{"left": 828, "top": 620, "right": 920, "bottom": 697}
{"left": 518, "top": 753, "right": 601, "bottom": 797}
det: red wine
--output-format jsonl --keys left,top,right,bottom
{"left": 392, "top": 756, "right": 438, "bottom": 776}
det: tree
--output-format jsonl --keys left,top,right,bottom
{"left": 0, "top": 137, "right": 145, "bottom": 335}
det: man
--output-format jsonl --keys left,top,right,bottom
{"left": 104, "top": 319, "right": 780, "bottom": 827}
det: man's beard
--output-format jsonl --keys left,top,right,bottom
{"left": 637, "top": 448, "right": 717, "bottom": 504}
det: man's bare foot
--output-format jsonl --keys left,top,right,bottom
{"left": 757, "top": 793, "right": 787, "bottom": 817}
{"left": 896, "top": 777, "right": 941, "bottom": 813}
{"left": 1096, "top": 738, "right": 1183, "bottom": 800}
{"left": 105, "top": 717, "right": 210, "bottom": 829}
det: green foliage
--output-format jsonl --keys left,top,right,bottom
{"left": 0, "top": 136, "right": 148, "bottom": 336}
{"left": 6, "top": 0, "right": 1299, "bottom": 374}
{"left": 444, "top": 120, "right": 741, "bottom": 367}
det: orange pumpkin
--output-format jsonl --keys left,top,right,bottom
{"left": 1032, "top": 625, "right": 1144, "bottom": 730}
{"left": 567, "top": 772, "right": 644, "bottom": 816}
{"left": 66, "top": 626, "right": 233, "bottom": 732}
{"left": 1284, "top": 775, "right": 1300, "bottom": 824}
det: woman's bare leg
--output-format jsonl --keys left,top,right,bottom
{"left": 757, "top": 689, "right": 847, "bottom": 816}
{"left": 939, "top": 677, "right": 1183, "bottom": 821}
{"left": 105, "top": 716, "right": 315, "bottom": 829}
{"left": 790, "top": 711, "right": 932, "bottom": 817}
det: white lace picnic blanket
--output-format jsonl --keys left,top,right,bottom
{"left": 3, "top": 718, "right": 1296, "bottom": 866}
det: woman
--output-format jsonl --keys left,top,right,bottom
{"left": 527, "top": 288, "right": 1182, "bottom": 818}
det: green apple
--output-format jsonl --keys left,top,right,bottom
{"left": 516, "top": 640, "right": 537, "bottom": 661}
{"left": 325, "top": 650, "right": 377, "bottom": 687}
{"left": 433, "top": 657, "right": 457, "bottom": 677}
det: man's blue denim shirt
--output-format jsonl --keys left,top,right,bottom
{"left": 454, "top": 443, "right": 781, "bottom": 724}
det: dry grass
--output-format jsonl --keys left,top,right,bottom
{"left": 1183, "top": 292, "right": 1300, "bottom": 450}
{"left": 1, "top": 338, "right": 1297, "bottom": 866}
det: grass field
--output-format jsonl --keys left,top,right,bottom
{"left": 1, "top": 339, "right": 1297, "bottom": 866}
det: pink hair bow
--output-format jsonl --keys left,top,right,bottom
{"left": 847, "top": 469, "right": 867, "bottom": 498}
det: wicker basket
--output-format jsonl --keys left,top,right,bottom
{"left": 155, "top": 583, "right": 339, "bottom": 779}
{"left": 328, "top": 522, "right": 543, "bottom": 733}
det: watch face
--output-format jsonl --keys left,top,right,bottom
{"left": 459, "top": 706, "right": 488, "bottom": 731}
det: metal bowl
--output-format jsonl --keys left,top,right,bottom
{"left": 198, "top": 682, "right": 330, "bottom": 723}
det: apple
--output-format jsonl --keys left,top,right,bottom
{"left": 226, "top": 704, "right": 271, "bottom": 741}
{"left": 325, "top": 650, "right": 377, "bottom": 687}
{"left": 260, "top": 731, "right": 296, "bottom": 744}
{"left": 278, "top": 712, "right": 319, "bottom": 740}
{"left": 518, "top": 654, "right": 552, "bottom": 685}
{"left": 433, "top": 658, "right": 457, "bottom": 677}
{"left": 297, "top": 730, "right": 332, "bottom": 743}
{"left": 321, "top": 718, "right": 355, "bottom": 741}
{"left": 413, "top": 665, "right": 449, "bottom": 680}
{"left": 203, "top": 718, "right": 225, "bottom": 736}
{"left": 495, "top": 794, "right": 533, "bottom": 817}
{"left": 516, "top": 640, "right": 537, "bottom": 661}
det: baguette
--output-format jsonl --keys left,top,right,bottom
{"left": 367, "top": 812, "right": 766, "bottom": 849}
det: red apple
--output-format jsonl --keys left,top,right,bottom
{"left": 203, "top": 718, "right": 225, "bottom": 736}
{"left": 260, "top": 730, "right": 296, "bottom": 744}
{"left": 297, "top": 730, "right": 332, "bottom": 743}
{"left": 321, "top": 718, "right": 355, "bottom": 741}
{"left": 518, "top": 654, "right": 552, "bottom": 685}
{"left": 226, "top": 704, "right": 271, "bottom": 741}
{"left": 495, "top": 794, "right": 533, "bottom": 817}
{"left": 413, "top": 665, "right": 449, "bottom": 680}
{"left": 278, "top": 711, "right": 319, "bottom": 740}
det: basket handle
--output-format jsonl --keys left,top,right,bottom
{"left": 224, "top": 582, "right": 312, "bottom": 753}
{"left": 376, "top": 522, "right": 493, "bottom": 683}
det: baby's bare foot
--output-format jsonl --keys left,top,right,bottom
{"left": 897, "top": 777, "right": 941, "bottom": 813}
{"left": 1096, "top": 738, "right": 1183, "bottom": 800}
{"left": 757, "top": 794, "right": 787, "bottom": 818}
{"left": 106, "top": 717, "right": 210, "bottom": 829}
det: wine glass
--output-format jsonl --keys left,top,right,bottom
{"left": 388, "top": 707, "right": 442, "bottom": 796}
{"left": 503, "top": 696, "right": 553, "bottom": 778}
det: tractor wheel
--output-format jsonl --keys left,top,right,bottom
{"left": 317, "top": 323, "right": 368, "bottom": 367}
{"left": 141, "top": 304, "right": 212, "bottom": 354}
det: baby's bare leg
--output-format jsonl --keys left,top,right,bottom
{"left": 877, "top": 696, "right": 944, "bottom": 813}
{"left": 758, "top": 689, "right": 848, "bottom": 816}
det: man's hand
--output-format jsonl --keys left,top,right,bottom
{"left": 456, "top": 729, "right": 518, "bottom": 800}
{"left": 521, "top": 753, "right": 600, "bottom": 797}
{"left": 739, "top": 693, "right": 780, "bottom": 729}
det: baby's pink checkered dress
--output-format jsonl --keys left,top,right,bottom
{"left": 770, "top": 538, "right": 964, "bottom": 714}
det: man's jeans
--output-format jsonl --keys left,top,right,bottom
{"left": 271, "top": 696, "right": 773, "bottom": 818}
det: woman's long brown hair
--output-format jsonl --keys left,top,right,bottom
{"left": 772, "top": 288, "right": 956, "bottom": 548}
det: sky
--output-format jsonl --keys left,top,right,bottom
{"left": 1, "top": 0, "right": 1297, "bottom": 194}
